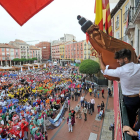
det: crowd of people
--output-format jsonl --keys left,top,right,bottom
{"left": 0, "top": 64, "right": 106, "bottom": 140}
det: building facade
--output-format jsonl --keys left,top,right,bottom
{"left": 30, "top": 46, "right": 42, "bottom": 63}
{"left": 83, "top": 40, "right": 91, "bottom": 60}
{"left": 9, "top": 39, "right": 42, "bottom": 62}
{"left": 51, "top": 44, "right": 60, "bottom": 62}
{"left": 111, "top": 0, "right": 129, "bottom": 41}
{"left": 125, "top": 0, "right": 140, "bottom": 55}
{"left": 35, "top": 42, "right": 51, "bottom": 62}
{"left": 0, "top": 43, "right": 20, "bottom": 66}
{"left": 111, "top": 0, "right": 140, "bottom": 56}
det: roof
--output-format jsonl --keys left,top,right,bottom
{"left": 111, "top": 0, "right": 126, "bottom": 18}
{"left": 29, "top": 46, "right": 40, "bottom": 50}
{"left": 0, "top": 43, "right": 16, "bottom": 48}
{"left": 15, "top": 39, "right": 26, "bottom": 43}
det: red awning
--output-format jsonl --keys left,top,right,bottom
{"left": 0, "top": 0, "right": 54, "bottom": 26}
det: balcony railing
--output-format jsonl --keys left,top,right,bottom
{"left": 115, "top": 20, "right": 119, "bottom": 29}
{"left": 127, "top": 1, "right": 140, "bottom": 24}
{"left": 119, "top": 84, "right": 132, "bottom": 140}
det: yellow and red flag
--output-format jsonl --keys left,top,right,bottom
{"left": 94, "top": 0, "right": 103, "bottom": 31}
{"left": 102, "top": 0, "right": 112, "bottom": 36}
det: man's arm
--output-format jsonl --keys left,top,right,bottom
{"left": 123, "top": 126, "right": 138, "bottom": 137}
{"left": 97, "top": 53, "right": 121, "bottom": 77}
{"left": 98, "top": 53, "right": 106, "bottom": 73}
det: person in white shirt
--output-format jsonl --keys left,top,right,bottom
{"left": 98, "top": 48, "right": 140, "bottom": 127}
{"left": 80, "top": 95, "right": 84, "bottom": 107}
{"left": 90, "top": 98, "right": 95, "bottom": 114}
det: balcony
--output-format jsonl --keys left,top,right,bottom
{"left": 128, "top": 1, "right": 140, "bottom": 24}
{"left": 115, "top": 20, "right": 119, "bottom": 29}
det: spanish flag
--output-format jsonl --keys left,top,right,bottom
{"left": 94, "top": 0, "right": 103, "bottom": 31}
{"left": 102, "top": 0, "right": 112, "bottom": 36}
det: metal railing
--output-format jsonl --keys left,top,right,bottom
{"left": 127, "top": 1, "right": 140, "bottom": 23}
{"left": 119, "top": 84, "right": 132, "bottom": 140}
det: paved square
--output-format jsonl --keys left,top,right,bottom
{"left": 88, "top": 132, "right": 97, "bottom": 140}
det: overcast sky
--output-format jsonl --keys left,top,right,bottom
{"left": 0, "top": 0, "right": 117, "bottom": 45}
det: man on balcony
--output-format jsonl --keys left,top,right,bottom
{"left": 98, "top": 49, "right": 140, "bottom": 127}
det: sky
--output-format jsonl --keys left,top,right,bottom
{"left": 0, "top": 0, "right": 118, "bottom": 45}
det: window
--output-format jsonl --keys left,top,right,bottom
{"left": 124, "top": 25, "right": 126, "bottom": 35}
{"left": 115, "top": 15, "right": 119, "bottom": 29}
{"left": 2, "top": 52, "right": 5, "bottom": 56}
{"left": 43, "top": 47, "right": 46, "bottom": 48}
{"left": 10, "top": 49, "right": 14, "bottom": 52}
{"left": 2, "top": 48, "right": 5, "bottom": 52}
{"left": 116, "top": 31, "right": 120, "bottom": 39}
{"left": 125, "top": 3, "right": 129, "bottom": 11}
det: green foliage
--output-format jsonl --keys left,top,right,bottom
{"left": 75, "top": 63, "right": 80, "bottom": 67}
{"left": 20, "top": 58, "right": 27, "bottom": 62}
{"left": 79, "top": 59, "right": 100, "bottom": 75}
{"left": 32, "top": 57, "right": 37, "bottom": 60}
{"left": 13, "top": 58, "right": 20, "bottom": 62}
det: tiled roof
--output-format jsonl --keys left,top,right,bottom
{"left": 29, "top": 46, "right": 40, "bottom": 50}
{"left": 111, "top": 0, "right": 126, "bottom": 18}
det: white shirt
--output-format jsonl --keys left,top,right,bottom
{"left": 90, "top": 99, "right": 95, "bottom": 104}
{"left": 104, "top": 62, "right": 140, "bottom": 96}
{"left": 80, "top": 96, "right": 84, "bottom": 101}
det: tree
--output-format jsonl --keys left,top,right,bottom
{"left": 79, "top": 59, "right": 100, "bottom": 80}
{"left": 20, "top": 58, "right": 27, "bottom": 64}
{"left": 32, "top": 57, "right": 37, "bottom": 60}
{"left": 13, "top": 58, "right": 20, "bottom": 65}
{"left": 32, "top": 57, "right": 37, "bottom": 63}
{"left": 13, "top": 58, "right": 20, "bottom": 62}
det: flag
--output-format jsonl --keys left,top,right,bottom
{"left": 102, "top": 0, "right": 112, "bottom": 36}
{"left": 94, "top": 0, "right": 103, "bottom": 31}
{"left": 0, "top": 0, "right": 54, "bottom": 26}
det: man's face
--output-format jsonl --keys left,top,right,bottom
{"left": 117, "top": 58, "right": 125, "bottom": 66}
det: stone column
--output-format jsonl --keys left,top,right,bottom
{"left": 6, "top": 61, "right": 7, "bottom": 66}
{"left": 10, "top": 60, "right": 11, "bottom": 66}
{"left": 1, "top": 61, "right": 2, "bottom": 66}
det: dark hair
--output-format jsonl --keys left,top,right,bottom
{"left": 114, "top": 49, "right": 131, "bottom": 61}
